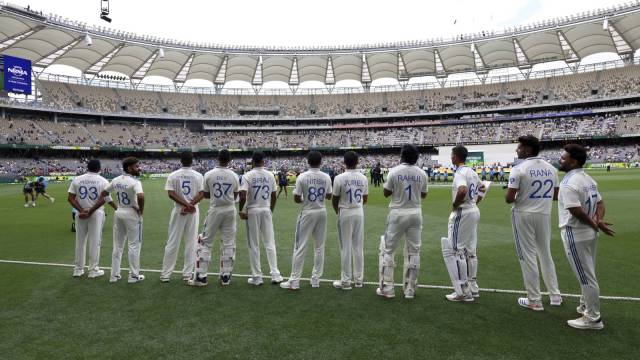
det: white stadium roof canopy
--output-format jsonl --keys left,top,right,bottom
{"left": 1, "top": 2, "right": 639, "bottom": 88}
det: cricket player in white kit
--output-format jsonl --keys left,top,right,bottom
{"left": 100, "top": 157, "right": 146, "bottom": 283}
{"left": 280, "top": 151, "right": 332, "bottom": 290}
{"left": 191, "top": 149, "right": 239, "bottom": 287}
{"left": 160, "top": 151, "right": 205, "bottom": 283}
{"left": 506, "top": 135, "right": 562, "bottom": 310}
{"left": 331, "top": 151, "right": 368, "bottom": 290}
{"left": 558, "top": 144, "right": 614, "bottom": 330}
{"left": 443, "top": 145, "right": 484, "bottom": 302}
{"left": 377, "top": 145, "right": 428, "bottom": 299}
{"left": 67, "top": 159, "right": 116, "bottom": 278}
{"left": 239, "top": 151, "right": 283, "bottom": 285}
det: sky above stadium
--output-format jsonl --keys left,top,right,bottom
{"left": 10, "top": 0, "right": 627, "bottom": 47}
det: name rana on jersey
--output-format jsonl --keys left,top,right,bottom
{"left": 529, "top": 169, "right": 554, "bottom": 177}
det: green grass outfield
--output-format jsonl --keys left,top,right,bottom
{"left": 1, "top": 168, "right": 639, "bottom": 359}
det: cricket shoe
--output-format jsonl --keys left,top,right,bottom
{"left": 189, "top": 276, "right": 208, "bottom": 287}
{"left": 567, "top": 316, "right": 604, "bottom": 330}
{"left": 247, "top": 277, "right": 264, "bottom": 286}
{"left": 220, "top": 274, "right": 231, "bottom": 286}
{"left": 280, "top": 280, "right": 300, "bottom": 290}
{"left": 354, "top": 280, "right": 364, "bottom": 288}
{"left": 50, "top": 197, "right": 55, "bottom": 203}
{"left": 376, "top": 287, "right": 395, "bottom": 299}
{"left": 128, "top": 274, "right": 145, "bottom": 283}
{"left": 404, "top": 288, "right": 415, "bottom": 299}
{"left": 332, "top": 281, "right": 352, "bottom": 290}
{"left": 310, "top": 277, "right": 320, "bottom": 288}
{"left": 88, "top": 269, "right": 105, "bottom": 279}
{"left": 550, "top": 296, "right": 563, "bottom": 307}
{"left": 446, "top": 292, "right": 474, "bottom": 302}
{"left": 270, "top": 275, "right": 284, "bottom": 285}
{"left": 24, "top": 203, "right": 29, "bottom": 208}
{"left": 469, "top": 282, "right": 480, "bottom": 298}
{"left": 109, "top": 275, "right": 121, "bottom": 283}
{"left": 159, "top": 277, "right": 171, "bottom": 283}
{"left": 518, "top": 297, "right": 544, "bottom": 311}
{"left": 72, "top": 269, "right": 84, "bottom": 278}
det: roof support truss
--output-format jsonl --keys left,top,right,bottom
{"left": 214, "top": 56, "right": 228, "bottom": 85}
{"left": 607, "top": 22, "right": 633, "bottom": 56}
{"left": 325, "top": 56, "right": 335, "bottom": 85}
{"left": 86, "top": 43, "right": 124, "bottom": 75}
{"left": 361, "top": 53, "right": 372, "bottom": 86}
{"left": 397, "top": 52, "right": 409, "bottom": 82}
{"left": 513, "top": 38, "right": 531, "bottom": 69}
{"left": 289, "top": 57, "right": 299, "bottom": 86}
{"left": 174, "top": 52, "right": 194, "bottom": 83}
{"left": 472, "top": 44, "right": 488, "bottom": 74}
{"left": 36, "top": 37, "right": 81, "bottom": 67}
{"left": 252, "top": 55, "right": 263, "bottom": 86}
{"left": 434, "top": 49, "right": 446, "bottom": 78}
{"left": 557, "top": 30, "right": 580, "bottom": 63}
{"left": 0, "top": 26, "right": 41, "bottom": 51}
{"left": 131, "top": 50, "right": 159, "bottom": 79}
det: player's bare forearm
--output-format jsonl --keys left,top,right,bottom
{"left": 421, "top": 192, "right": 427, "bottom": 199}
{"left": 190, "top": 191, "right": 205, "bottom": 205}
{"left": 294, "top": 194, "right": 302, "bottom": 204}
{"left": 88, "top": 197, "right": 106, "bottom": 215}
{"left": 203, "top": 192, "right": 211, "bottom": 199}
{"left": 568, "top": 206, "right": 598, "bottom": 231}
{"left": 383, "top": 188, "right": 392, "bottom": 198}
{"left": 238, "top": 192, "right": 247, "bottom": 212}
{"left": 362, "top": 195, "right": 368, "bottom": 205}
{"left": 553, "top": 187, "right": 559, "bottom": 201}
{"left": 168, "top": 190, "right": 192, "bottom": 209}
{"left": 595, "top": 200, "right": 606, "bottom": 221}
{"left": 332, "top": 196, "right": 340, "bottom": 214}
{"left": 270, "top": 192, "right": 277, "bottom": 212}
{"left": 595, "top": 201, "right": 615, "bottom": 236}
{"left": 137, "top": 194, "right": 145, "bottom": 216}
{"left": 452, "top": 186, "right": 467, "bottom": 209}
{"left": 505, "top": 188, "right": 517, "bottom": 204}
{"left": 108, "top": 201, "right": 117, "bottom": 210}
{"left": 67, "top": 193, "right": 83, "bottom": 212}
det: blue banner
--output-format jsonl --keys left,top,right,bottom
{"left": 3, "top": 55, "right": 32, "bottom": 94}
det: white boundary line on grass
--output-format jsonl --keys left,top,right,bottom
{"left": 1, "top": 259, "right": 639, "bottom": 302}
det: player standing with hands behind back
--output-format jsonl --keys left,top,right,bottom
{"left": 280, "top": 151, "right": 332, "bottom": 290}
{"left": 377, "top": 144, "right": 428, "bottom": 299}
{"left": 238, "top": 151, "right": 283, "bottom": 286}
{"left": 100, "top": 157, "right": 145, "bottom": 284}
{"left": 558, "top": 144, "right": 614, "bottom": 330}
{"left": 160, "top": 151, "right": 205, "bottom": 283}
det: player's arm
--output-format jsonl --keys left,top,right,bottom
{"left": 270, "top": 190, "right": 277, "bottom": 212}
{"left": 67, "top": 193, "right": 84, "bottom": 212}
{"left": 238, "top": 190, "right": 247, "bottom": 219}
{"left": 108, "top": 200, "right": 117, "bottom": 211}
{"left": 190, "top": 191, "right": 205, "bottom": 206}
{"left": 331, "top": 195, "right": 340, "bottom": 214}
{"left": 505, "top": 188, "right": 517, "bottom": 204}
{"left": 553, "top": 187, "right": 559, "bottom": 201}
{"left": 505, "top": 168, "right": 519, "bottom": 204}
{"left": 136, "top": 193, "right": 145, "bottom": 216}
{"left": 567, "top": 206, "right": 598, "bottom": 232}
{"left": 595, "top": 200, "right": 614, "bottom": 236}
{"left": 168, "top": 190, "right": 194, "bottom": 211}
{"left": 452, "top": 186, "right": 468, "bottom": 210}
{"left": 293, "top": 177, "right": 303, "bottom": 203}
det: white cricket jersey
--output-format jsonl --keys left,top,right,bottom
{"left": 240, "top": 167, "right": 277, "bottom": 209}
{"left": 165, "top": 167, "right": 205, "bottom": 209}
{"left": 333, "top": 169, "right": 369, "bottom": 209}
{"left": 452, "top": 166, "right": 480, "bottom": 210}
{"left": 203, "top": 167, "right": 240, "bottom": 208}
{"left": 293, "top": 168, "right": 332, "bottom": 211}
{"left": 68, "top": 172, "right": 111, "bottom": 211}
{"left": 558, "top": 168, "right": 601, "bottom": 230}
{"left": 508, "top": 157, "right": 559, "bottom": 214}
{"left": 384, "top": 164, "right": 428, "bottom": 210}
{"left": 105, "top": 174, "right": 143, "bottom": 211}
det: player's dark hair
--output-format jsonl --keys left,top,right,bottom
{"left": 400, "top": 144, "right": 419, "bottom": 165}
{"left": 564, "top": 144, "right": 587, "bottom": 167}
{"left": 180, "top": 151, "right": 193, "bottom": 167}
{"left": 251, "top": 151, "right": 265, "bottom": 166}
{"left": 518, "top": 135, "right": 541, "bottom": 156}
{"left": 218, "top": 149, "right": 231, "bottom": 165}
{"left": 122, "top": 157, "right": 139, "bottom": 174}
{"left": 307, "top": 151, "right": 322, "bottom": 167}
{"left": 87, "top": 159, "right": 101, "bottom": 172}
{"left": 451, "top": 145, "right": 468, "bottom": 162}
{"left": 344, "top": 151, "right": 358, "bottom": 168}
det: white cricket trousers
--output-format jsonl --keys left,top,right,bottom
{"left": 561, "top": 226, "right": 600, "bottom": 321}
{"left": 246, "top": 207, "right": 281, "bottom": 279}
{"left": 448, "top": 206, "right": 480, "bottom": 285}
{"left": 511, "top": 209, "right": 561, "bottom": 301}
{"left": 337, "top": 207, "right": 364, "bottom": 284}
{"left": 289, "top": 208, "right": 327, "bottom": 281}
{"left": 198, "top": 206, "right": 236, "bottom": 275}
{"left": 379, "top": 208, "right": 423, "bottom": 292}
{"left": 111, "top": 210, "right": 143, "bottom": 278}
{"left": 161, "top": 207, "right": 199, "bottom": 279}
{"left": 74, "top": 210, "right": 105, "bottom": 273}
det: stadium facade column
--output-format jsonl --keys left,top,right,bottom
{"left": 1, "top": 107, "right": 5, "bottom": 119}
{"left": 53, "top": 113, "right": 57, "bottom": 124}
{"left": 100, "top": 116, "right": 104, "bottom": 126}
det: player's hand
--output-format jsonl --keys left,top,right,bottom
{"left": 239, "top": 212, "right": 248, "bottom": 220}
{"left": 597, "top": 220, "right": 615, "bottom": 236}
